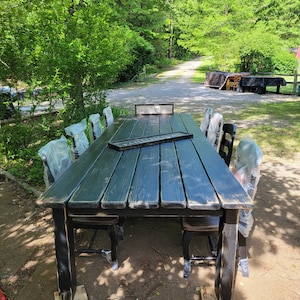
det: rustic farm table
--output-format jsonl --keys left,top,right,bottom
{"left": 37, "top": 113, "right": 252, "bottom": 300}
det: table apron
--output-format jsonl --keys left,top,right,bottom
{"left": 67, "top": 208, "right": 224, "bottom": 218}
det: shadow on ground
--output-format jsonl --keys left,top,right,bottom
{"left": 1, "top": 158, "right": 300, "bottom": 299}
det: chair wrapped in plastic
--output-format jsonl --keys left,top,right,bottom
{"left": 65, "top": 118, "right": 89, "bottom": 159}
{"left": 89, "top": 113, "right": 102, "bottom": 142}
{"left": 38, "top": 135, "right": 120, "bottom": 270}
{"left": 103, "top": 106, "right": 114, "bottom": 128}
{"left": 38, "top": 135, "right": 73, "bottom": 188}
{"left": 207, "top": 112, "right": 224, "bottom": 151}
{"left": 232, "top": 137, "right": 263, "bottom": 277}
{"left": 200, "top": 107, "right": 213, "bottom": 136}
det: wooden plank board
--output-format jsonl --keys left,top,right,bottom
{"left": 159, "top": 115, "right": 186, "bottom": 208}
{"left": 36, "top": 117, "right": 128, "bottom": 208}
{"left": 68, "top": 148, "right": 122, "bottom": 208}
{"left": 108, "top": 131, "right": 192, "bottom": 151}
{"left": 101, "top": 118, "right": 148, "bottom": 208}
{"left": 179, "top": 113, "right": 253, "bottom": 209}
{"left": 176, "top": 139, "right": 220, "bottom": 209}
{"left": 128, "top": 116, "right": 160, "bottom": 208}
{"left": 168, "top": 114, "right": 219, "bottom": 209}
{"left": 68, "top": 118, "right": 138, "bottom": 208}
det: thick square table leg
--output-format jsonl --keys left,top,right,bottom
{"left": 52, "top": 208, "right": 77, "bottom": 299}
{"left": 216, "top": 209, "right": 239, "bottom": 300}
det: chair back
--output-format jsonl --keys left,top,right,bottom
{"left": 65, "top": 118, "right": 89, "bottom": 158}
{"left": 219, "top": 123, "right": 237, "bottom": 166}
{"left": 38, "top": 135, "right": 73, "bottom": 188}
{"left": 103, "top": 106, "right": 114, "bottom": 127}
{"left": 233, "top": 137, "right": 263, "bottom": 199}
{"left": 200, "top": 107, "right": 213, "bottom": 136}
{"left": 135, "top": 104, "right": 174, "bottom": 115}
{"left": 233, "top": 138, "right": 263, "bottom": 237}
{"left": 89, "top": 113, "right": 102, "bottom": 142}
{"left": 207, "top": 112, "right": 223, "bottom": 151}
{"left": 226, "top": 75, "right": 242, "bottom": 91}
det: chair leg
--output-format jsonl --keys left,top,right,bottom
{"left": 117, "top": 217, "right": 126, "bottom": 240}
{"left": 208, "top": 236, "right": 217, "bottom": 257}
{"left": 238, "top": 232, "right": 247, "bottom": 259}
{"left": 108, "top": 224, "right": 118, "bottom": 270}
{"left": 182, "top": 230, "right": 193, "bottom": 278}
{"left": 238, "top": 232, "right": 249, "bottom": 277}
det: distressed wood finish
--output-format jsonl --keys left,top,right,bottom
{"left": 37, "top": 113, "right": 252, "bottom": 300}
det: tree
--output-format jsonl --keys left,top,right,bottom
{"left": 173, "top": 0, "right": 297, "bottom": 72}
{"left": 174, "top": 0, "right": 255, "bottom": 70}
{"left": 0, "top": 0, "right": 135, "bottom": 119}
{"left": 254, "top": 0, "right": 300, "bottom": 48}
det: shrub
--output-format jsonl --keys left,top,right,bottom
{"left": 272, "top": 49, "right": 298, "bottom": 73}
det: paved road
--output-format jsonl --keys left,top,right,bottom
{"left": 106, "top": 58, "right": 297, "bottom": 116}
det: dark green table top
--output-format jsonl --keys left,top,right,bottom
{"left": 37, "top": 113, "right": 252, "bottom": 212}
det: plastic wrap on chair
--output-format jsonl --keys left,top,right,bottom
{"left": 103, "top": 106, "right": 114, "bottom": 127}
{"left": 65, "top": 118, "right": 89, "bottom": 157}
{"left": 200, "top": 107, "right": 213, "bottom": 136}
{"left": 234, "top": 137, "right": 263, "bottom": 198}
{"left": 233, "top": 137, "right": 263, "bottom": 237}
{"left": 238, "top": 210, "right": 254, "bottom": 237}
{"left": 89, "top": 113, "right": 102, "bottom": 142}
{"left": 38, "top": 135, "right": 73, "bottom": 188}
{"left": 207, "top": 112, "right": 223, "bottom": 151}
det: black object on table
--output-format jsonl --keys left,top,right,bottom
{"left": 239, "top": 76, "right": 286, "bottom": 94}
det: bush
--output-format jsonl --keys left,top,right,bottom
{"left": 240, "top": 49, "right": 297, "bottom": 74}
{"left": 0, "top": 91, "right": 128, "bottom": 187}
{"left": 272, "top": 49, "right": 298, "bottom": 73}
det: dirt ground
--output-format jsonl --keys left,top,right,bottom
{"left": 1, "top": 60, "right": 300, "bottom": 299}
{"left": 1, "top": 159, "right": 300, "bottom": 300}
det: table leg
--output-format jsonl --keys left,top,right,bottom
{"left": 52, "top": 208, "right": 76, "bottom": 299}
{"left": 219, "top": 209, "right": 239, "bottom": 300}
{"left": 276, "top": 85, "right": 280, "bottom": 93}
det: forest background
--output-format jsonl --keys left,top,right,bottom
{"left": 0, "top": 0, "right": 299, "bottom": 188}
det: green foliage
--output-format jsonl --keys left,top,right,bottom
{"left": 238, "top": 23, "right": 296, "bottom": 74}
{"left": 240, "top": 51, "right": 273, "bottom": 73}
{"left": 0, "top": 100, "right": 128, "bottom": 186}
{"left": 117, "top": 36, "right": 155, "bottom": 82}
{"left": 254, "top": 0, "right": 300, "bottom": 48}
{"left": 272, "top": 50, "right": 298, "bottom": 73}
{"left": 1, "top": 0, "right": 135, "bottom": 111}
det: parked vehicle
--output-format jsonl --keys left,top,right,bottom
{"left": 0, "top": 86, "right": 16, "bottom": 119}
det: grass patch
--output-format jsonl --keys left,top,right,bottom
{"left": 266, "top": 74, "right": 299, "bottom": 95}
{"left": 192, "top": 58, "right": 300, "bottom": 161}
{"left": 192, "top": 57, "right": 217, "bottom": 84}
{"left": 222, "top": 101, "right": 300, "bottom": 161}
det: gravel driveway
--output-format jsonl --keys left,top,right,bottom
{"left": 106, "top": 58, "right": 297, "bottom": 116}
